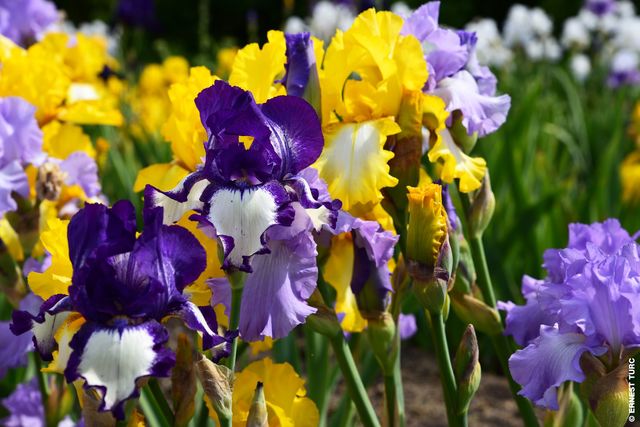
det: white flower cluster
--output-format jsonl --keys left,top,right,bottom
{"left": 502, "top": 4, "right": 561, "bottom": 62}
{"left": 284, "top": 0, "right": 356, "bottom": 41}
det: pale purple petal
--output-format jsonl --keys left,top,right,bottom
{"left": 509, "top": 325, "right": 605, "bottom": 410}
{"left": 398, "top": 313, "right": 417, "bottom": 340}
{"left": 0, "top": 97, "right": 44, "bottom": 165}
{"left": 59, "top": 152, "right": 101, "bottom": 198}
{"left": 0, "top": 160, "right": 29, "bottom": 216}
{"left": 0, "top": 379, "right": 44, "bottom": 427}
{"left": 0, "top": 0, "right": 58, "bottom": 46}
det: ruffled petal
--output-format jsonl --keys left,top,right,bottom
{"left": 509, "top": 325, "right": 605, "bottom": 409}
{"left": 237, "top": 222, "right": 318, "bottom": 341}
{"left": 433, "top": 70, "right": 511, "bottom": 137}
{"left": 0, "top": 160, "right": 29, "bottom": 216}
{"left": 28, "top": 218, "right": 72, "bottom": 299}
{"left": 59, "top": 152, "right": 101, "bottom": 198}
{"left": 144, "top": 173, "right": 210, "bottom": 225}
{"left": 0, "top": 96, "right": 44, "bottom": 164}
{"left": 427, "top": 128, "right": 486, "bottom": 193}
{"left": 229, "top": 30, "right": 287, "bottom": 104}
{"left": 203, "top": 182, "right": 294, "bottom": 271}
{"left": 315, "top": 118, "right": 400, "bottom": 210}
{"left": 65, "top": 320, "right": 175, "bottom": 419}
{"left": 133, "top": 163, "right": 189, "bottom": 193}
{"left": 11, "top": 294, "right": 72, "bottom": 360}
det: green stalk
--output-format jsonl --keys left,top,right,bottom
{"left": 31, "top": 353, "right": 49, "bottom": 423}
{"left": 459, "top": 194, "right": 539, "bottom": 427}
{"left": 148, "top": 379, "right": 174, "bottom": 425}
{"left": 140, "top": 386, "right": 170, "bottom": 427}
{"left": 328, "top": 334, "right": 381, "bottom": 427}
{"left": 383, "top": 373, "right": 397, "bottom": 427}
{"left": 225, "top": 285, "right": 244, "bottom": 373}
{"left": 428, "top": 311, "right": 459, "bottom": 427}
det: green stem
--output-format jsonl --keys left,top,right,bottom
{"left": 140, "top": 386, "right": 171, "bottom": 427}
{"left": 428, "top": 311, "right": 459, "bottom": 427}
{"left": 383, "top": 374, "right": 397, "bottom": 427}
{"left": 328, "top": 334, "right": 381, "bottom": 427}
{"left": 148, "top": 379, "right": 174, "bottom": 425}
{"left": 393, "top": 342, "right": 406, "bottom": 427}
{"left": 32, "top": 353, "right": 49, "bottom": 423}
{"left": 468, "top": 235, "right": 497, "bottom": 308}
{"left": 225, "top": 285, "right": 243, "bottom": 373}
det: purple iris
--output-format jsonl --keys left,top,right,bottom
{"left": 0, "top": 0, "right": 58, "bottom": 47}
{"left": 499, "top": 219, "right": 640, "bottom": 409}
{"left": 401, "top": 1, "right": 511, "bottom": 137}
{"left": 283, "top": 32, "right": 316, "bottom": 98}
{"left": 0, "top": 294, "right": 40, "bottom": 378}
{"left": 11, "top": 201, "right": 229, "bottom": 418}
{"left": 147, "top": 80, "right": 340, "bottom": 341}
{"left": 115, "top": 0, "right": 159, "bottom": 30}
{"left": 0, "top": 97, "right": 44, "bottom": 216}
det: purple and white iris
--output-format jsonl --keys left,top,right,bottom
{"left": 146, "top": 80, "right": 341, "bottom": 341}
{"left": 401, "top": 1, "right": 511, "bottom": 137}
{"left": 499, "top": 219, "right": 640, "bottom": 409}
{"left": 11, "top": 201, "right": 229, "bottom": 417}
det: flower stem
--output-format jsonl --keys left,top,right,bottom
{"left": 140, "top": 386, "right": 171, "bottom": 427}
{"left": 428, "top": 311, "right": 460, "bottom": 427}
{"left": 383, "top": 373, "right": 397, "bottom": 427}
{"left": 328, "top": 334, "right": 381, "bottom": 427}
{"left": 148, "top": 379, "right": 174, "bottom": 425}
{"left": 225, "top": 285, "right": 243, "bottom": 373}
{"left": 31, "top": 353, "right": 49, "bottom": 419}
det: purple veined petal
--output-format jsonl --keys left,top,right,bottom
{"left": 173, "top": 302, "right": 220, "bottom": 350}
{"left": 260, "top": 94, "right": 324, "bottom": 176}
{"left": 0, "top": 96, "right": 44, "bottom": 165}
{"left": 0, "top": 378, "right": 45, "bottom": 427}
{"left": 433, "top": 70, "right": 511, "bottom": 137}
{"left": 283, "top": 32, "right": 316, "bottom": 98}
{"left": 285, "top": 168, "right": 341, "bottom": 232}
{"left": 202, "top": 181, "right": 294, "bottom": 272}
{"left": 144, "top": 172, "right": 210, "bottom": 225}
{"left": 67, "top": 201, "right": 137, "bottom": 272}
{"left": 59, "top": 152, "right": 102, "bottom": 198}
{"left": 398, "top": 313, "right": 418, "bottom": 340}
{"left": 352, "top": 220, "right": 398, "bottom": 269}
{"left": 567, "top": 219, "right": 632, "bottom": 255}
{"left": 0, "top": 160, "right": 29, "bottom": 216}
{"left": 237, "top": 226, "right": 318, "bottom": 341}
{"left": 65, "top": 320, "right": 175, "bottom": 419}
{"left": 560, "top": 257, "right": 639, "bottom": 353}
{"left": 509, "top": 324, "right": 606, "bottom": 410}
{"left": 208, "top": 277, "right": 231, "bottom": 320}
{"left": 11, "top": 295, "right": 72, "bottom": 360}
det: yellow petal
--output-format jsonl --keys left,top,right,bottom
{"left": 42, "top": 121, "right": 96, "bottom": 160}
{"left": 323, "top": 235, "right": 367, "bottom": 333}
{"left": 427, "top": 128, "right": 486, "bottom": 193}
{"left": 315, "top": 118, "right": 400, "bottom": 210}
{"left": 162, "top": 66, "right": 218, "bottom": 171}
{"left": 28, "top": 218, "right": 72, "bottom": 300}
{"left": 44, "top": 313, "right": 85, "bottom": 374}
{"left": 229, "top": 31, "right": 286, "bottom": 104}
{"left": 133, "top": 163, "right": 190, "bottom": 193}
{"left": 249, "top": 337, "right": 273, "bottom": 355}
{"left": 162, "top": 56, "right": 190, "bottom": 84}
{"left": 621, "top": 150, "right": 640, "bottom": 204}
{"left": 0, "top": 218, "right": 23, "bottom": 261}
{"left": 58, "top": 100, "right": 123, "bottom": 127}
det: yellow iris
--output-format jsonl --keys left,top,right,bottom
{"left": 28, "top": 218, "right": 73, "bottom": 300}
{"left": 406, "top": 183, "right": 449, "bottom": 266}
{"left": 211, "top": 358, "right": 319, "bottom": 427}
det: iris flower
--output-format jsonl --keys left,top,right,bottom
{"left": 499, "top": 219, "right": 640, "bottom": 409}
{"left": 0, "top": 0, "right": 58, "bottom": 47}
{"left": 11, "top": 201, "right": 228, "bottom": 417}
{"left": 147, "top": 80, "right": 340, "bottom": 341}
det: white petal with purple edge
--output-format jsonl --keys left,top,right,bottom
{"left": 207, "top": 186, "right": 282, "bottom": 268}
{"left": 32, "top": 312, "right": 70, "bottom": 357}
{"left": 71, "top": 322, "right": 173, "bottom": 414}
{"left": 147, "top": 177, "right": 209, "bottom": 224}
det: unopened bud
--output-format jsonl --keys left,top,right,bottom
{"left": 467, "top": 173, "right": 495, "bottom": 238}
{"left": 449, "top": 110, "right": 478, "bottom": 154}
{"left": 409, "top": 236, "right": 452, "bottom": 315}
{"left": 247, "top": 382, "right": 268, "bottom": 427}
{"left": 544, "top": 384, "right": 583, "bottom": 427}
{"left": 171, "top": 334, "right": 196, "bottom": 427}
{"left": 452, "top": 238, "right": 475, "bottom": 294}
{"left": 36, "top": 162, "right": 66, "bottom": 202}
{"left": 366, "top": 312, "right": 397, "bottom": 372}
{"left": 450, "top": 291, "right": 502, "bottom": 336}
{"left": 453, "top": 325, "right": 481, "bottom": 415}
{"left": 588, "top": 361, "right": 630, "bottom": 427}
{"left": 195, "top": 354, "right": 233, "bottom": 421}
{"left": 306, "top": 289, "right": 342, "bottom": 338}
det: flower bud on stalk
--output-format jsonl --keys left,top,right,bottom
{"left": 452, "top": 237, "right": 475, "bottom": 294}
{"left": 306, "top": 289, "right": 343, "bottom": 338}
{"left": 366, "top": 312, "right": 397, "bottom": 372}
{"left": 450, "top": 291, "right": 502, "bottom": 336}
{"left": 453, "top": 325, "right": 481, "bottom": 415}
{"left": 247, "top": 382, "right": 268, "bottom": 427}
{"left": 587, "top": 359, "right": 631, "bottom": 427}
{"left": 194, "top": 354, "right": 233, "bottom": 421}
{"left": 449, "top": 111, "right": 478, "bottom": 154}
{"left": 406, "top": 183, "right": 453, "bottom": 315}
{"left": 467, "top": 172, "right": 495, "bottom": 238}
{"left": 171, "top": 334, "right": 197, "bottom": 427}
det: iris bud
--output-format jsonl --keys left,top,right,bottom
{"left": 366, "top": 312, "right": 397, "bottom": 372}
{"left": 467, "top": 172, "right": 495, "bottom": 238}
{"left": 453, "top": 325, "right": 481, "bottom": 415}
{"left": 588, "top": 361, "right": 630, "bottom": 427}
{"left": 307, "top": 289, "right": 343, "bottom": 338}
{"left": 171, "top": 334, "right": 196, "bottom": 427}
{"left": 450, "top": 291, "right": 502, "bottom": 336}
{"left": 247, "top": 382, "right": 268, "bottom": 427}
{"left": 194, "top": 354, "right": 233, "bottom": 421}
{"left": 406, "top": 183, "right": 453, "bottom": 314}
{"left": 452, "top": 237, "right": 475, "bottom": 294}
{"left": 449, "top": 110, "right": 478, "bottom": 154}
